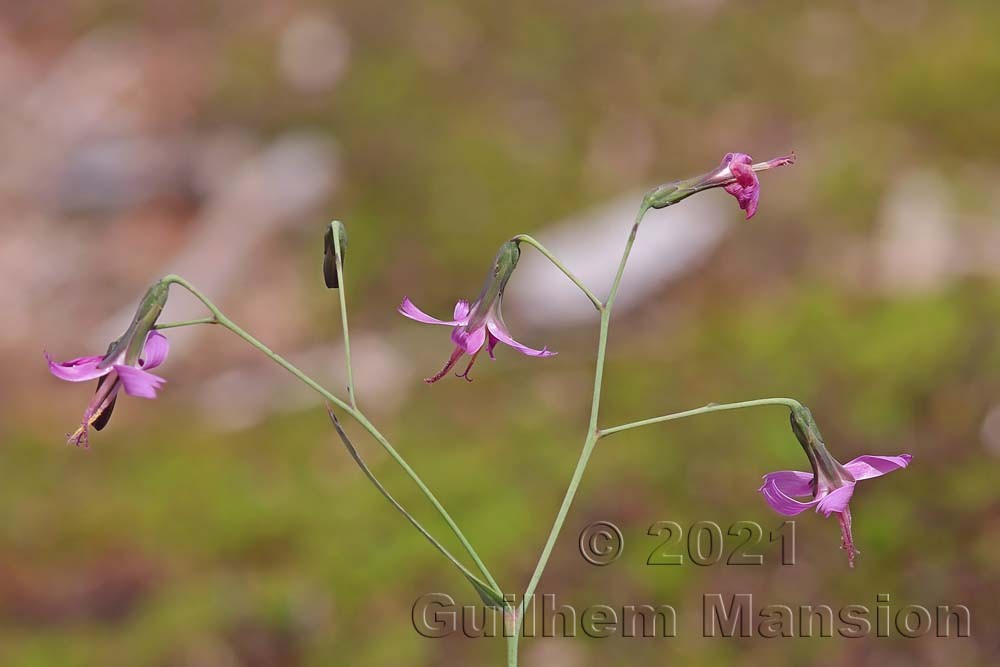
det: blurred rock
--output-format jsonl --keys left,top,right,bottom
{"left": 195, "top": 335, "right": 409, "bottom": 431}
{"left": 980, "top": 404, "right": 1000, "bottom": 458}
{"left": 279, "top": 10, "right": 350, "bottom": 94}
{"left": 508, "top": 191, "right": 728, "bottom": 328}
{"left": 877, "top": 170, "right": 958, "bottom": 294}
{"left": 94, "top": 132, "right": 340, "bottom": 349}
{"left": 52, "top": 134, "right": 198, "bottom": 215}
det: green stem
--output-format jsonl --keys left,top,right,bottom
{"left": 511, "top": 201, "right": 652, "bottom": 659}
{"left": 326, "top": 405, "right": 501, "bottom": 605}
{"left": 511, "top": 234, "right": 603, "bottom": 312}
{"left": 599, "top": 398, "right": 804, "bottom": 438}
{"left": 154, "top": 317, "right": 217, "bottom": 330}
{"left": 332, "top": 224, "right": 357, "bottom": 408}
{"left": 159, "top": 274, "right": 503, "bottom": 599}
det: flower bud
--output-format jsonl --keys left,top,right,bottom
{"left": 644, "top": 179, "right": 694, "bottom": 210}
{"left": 323, "top": 220, "right": 348, "bottom": 288}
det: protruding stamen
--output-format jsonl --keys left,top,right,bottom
{"left": 752, "top": 152, "right": 796, "bottom": 172}
{"left": 425, "top": 347, "right": 465, "bottom": 384}
{"left": 67, "top": 375, "right": 121, "bottom": 447}
{"left": 837, "top": 508, "right": 858, "bottom": 568}
{"left": 456, "top": 350, "right": 481, "bottom": 382}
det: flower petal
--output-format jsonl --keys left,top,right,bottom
{"left": 724, "top": 157, "right": 760, "bottom": 219}
{"left": 487, "top": 332, "right": 499, "bottom": 360}
{"left": 727, "top": 154, "right": 756, "bottom": 186}
{"left": 46, "top": 353, "right": 110, "bottom": 382}
{"left": 759, "top": 470, "right": 818, "bottom": 516}
{"left": 453, "top": 300, "right": 471, "bottom": 322}
{"left": 815, "top": 484, "right": 856, "bottom": 517}
{"left": 843, "top": 454, "right": 912, "bottom": 481}
{"left": 762, "top": 470, "right": 815, "bottom": 497}
{"left": 398, "top": 297, "right": 462, "bottom": 326}
{"left": 139, "top": 331, "right": 170, "bottom": 370}
{"left": 485, "top": 319, "right": 556, "bottom": 357}
{"left": 452, "top": 325, "right": 487, "bottom": 355}
{"left": 114, "top": 364, "right": 166, "bottom": 399}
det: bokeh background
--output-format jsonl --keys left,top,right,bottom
{"left": 2, "top": 1, "right": 999, "bottom": 665}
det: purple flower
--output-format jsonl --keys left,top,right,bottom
{"left": 760, "top": 454, "right": 912, "bottom": 567}
{"left": 46, "top": 331, "right": 170, "bottom": 447}
{"left": 759, "top": 407, "right": 911, "bottom": 566}
{"left": 399, "top": 241, "right": 555, "bottom": 383}
{"left": 646, "top": 151, "right": 795, "bottom": 219}
{"left": 705, "top": 152, "right": 794, "bottom": 219}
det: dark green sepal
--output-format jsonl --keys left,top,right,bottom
{"left": 323, "top": 220, "right": 348, "bottom": 289}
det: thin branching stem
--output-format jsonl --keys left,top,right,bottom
{"left": 154, "top": 317, "right": 217, "bottom": 330}
{"left": 599, "top": 398, "right": 804, "bottom": 438}
{"left": 511, "top": 234, "right": 603, "bottom": 312}
{"left": 158, "top": 274, "right": 504, "bottom": 601}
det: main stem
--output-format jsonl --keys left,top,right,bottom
{"left": 507, "top": 202, "right": 651, "bottom": 664}
{"left": 160, "top": 274, "right": 502, "bottom": 597}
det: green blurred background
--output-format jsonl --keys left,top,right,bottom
{"left": 2, "top": 1, "right": 999, "bottom": 665}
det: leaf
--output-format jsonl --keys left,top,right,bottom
{"left": 325, "top": 405, "right": 505, "bottom": 609}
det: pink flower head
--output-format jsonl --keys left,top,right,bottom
{"left": 704, "top": 152, "right": 795, "bottom": 219}
{"left": 46, "top": 330, "right": 170, "bottom": 447}
{"left": 759, "top": 407, "right": 911, "bottom": 567}
{"left": 645, "top": 151, "right": 795, "bottom": 219}
{"left": 399, "top": 241, "right": 555, "bottom": 383}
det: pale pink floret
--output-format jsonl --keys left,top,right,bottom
{"left": 45, "top": 331, "right": 170, "bottom": 447}
{"left": 759, "top": 454, "right": 911, "bottom": 567}
{"left": 399, "top": 297, "right": 554, "bottom": 383}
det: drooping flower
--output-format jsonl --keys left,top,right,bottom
{"left": 758, "top": 406, "right": 911, "bottom": 567}
{"left": 46, "top": 330, "right": 170, "bottom": 447}
{"left": 45, "top": 279, "right": 172, "bottom": 447}
{"left": 399, "top": 240, "right": 555, "bottom": 383}
{"left": 645, "top": 151, "right": 795, "bottom": 219}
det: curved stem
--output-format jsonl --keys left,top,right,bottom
{"left": 511, "top": 234, "right": 603, "bottom": 312}
{"left": 512, "top": 201, "right": 652, "bottom": 657}
{"left": 159, "top": 274, "right": 503, "bottom": 599}
{"left": 332, "top": 224, "right": 357, "bottom": 408}
{"left": 599, "top": 398, "right": 804, "bottom": 438}
{"left": 326, "top": 405, "right": 500, "bottom": 604}
{"left": 154, "top": 316, "right": 217, "bottom": 330}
